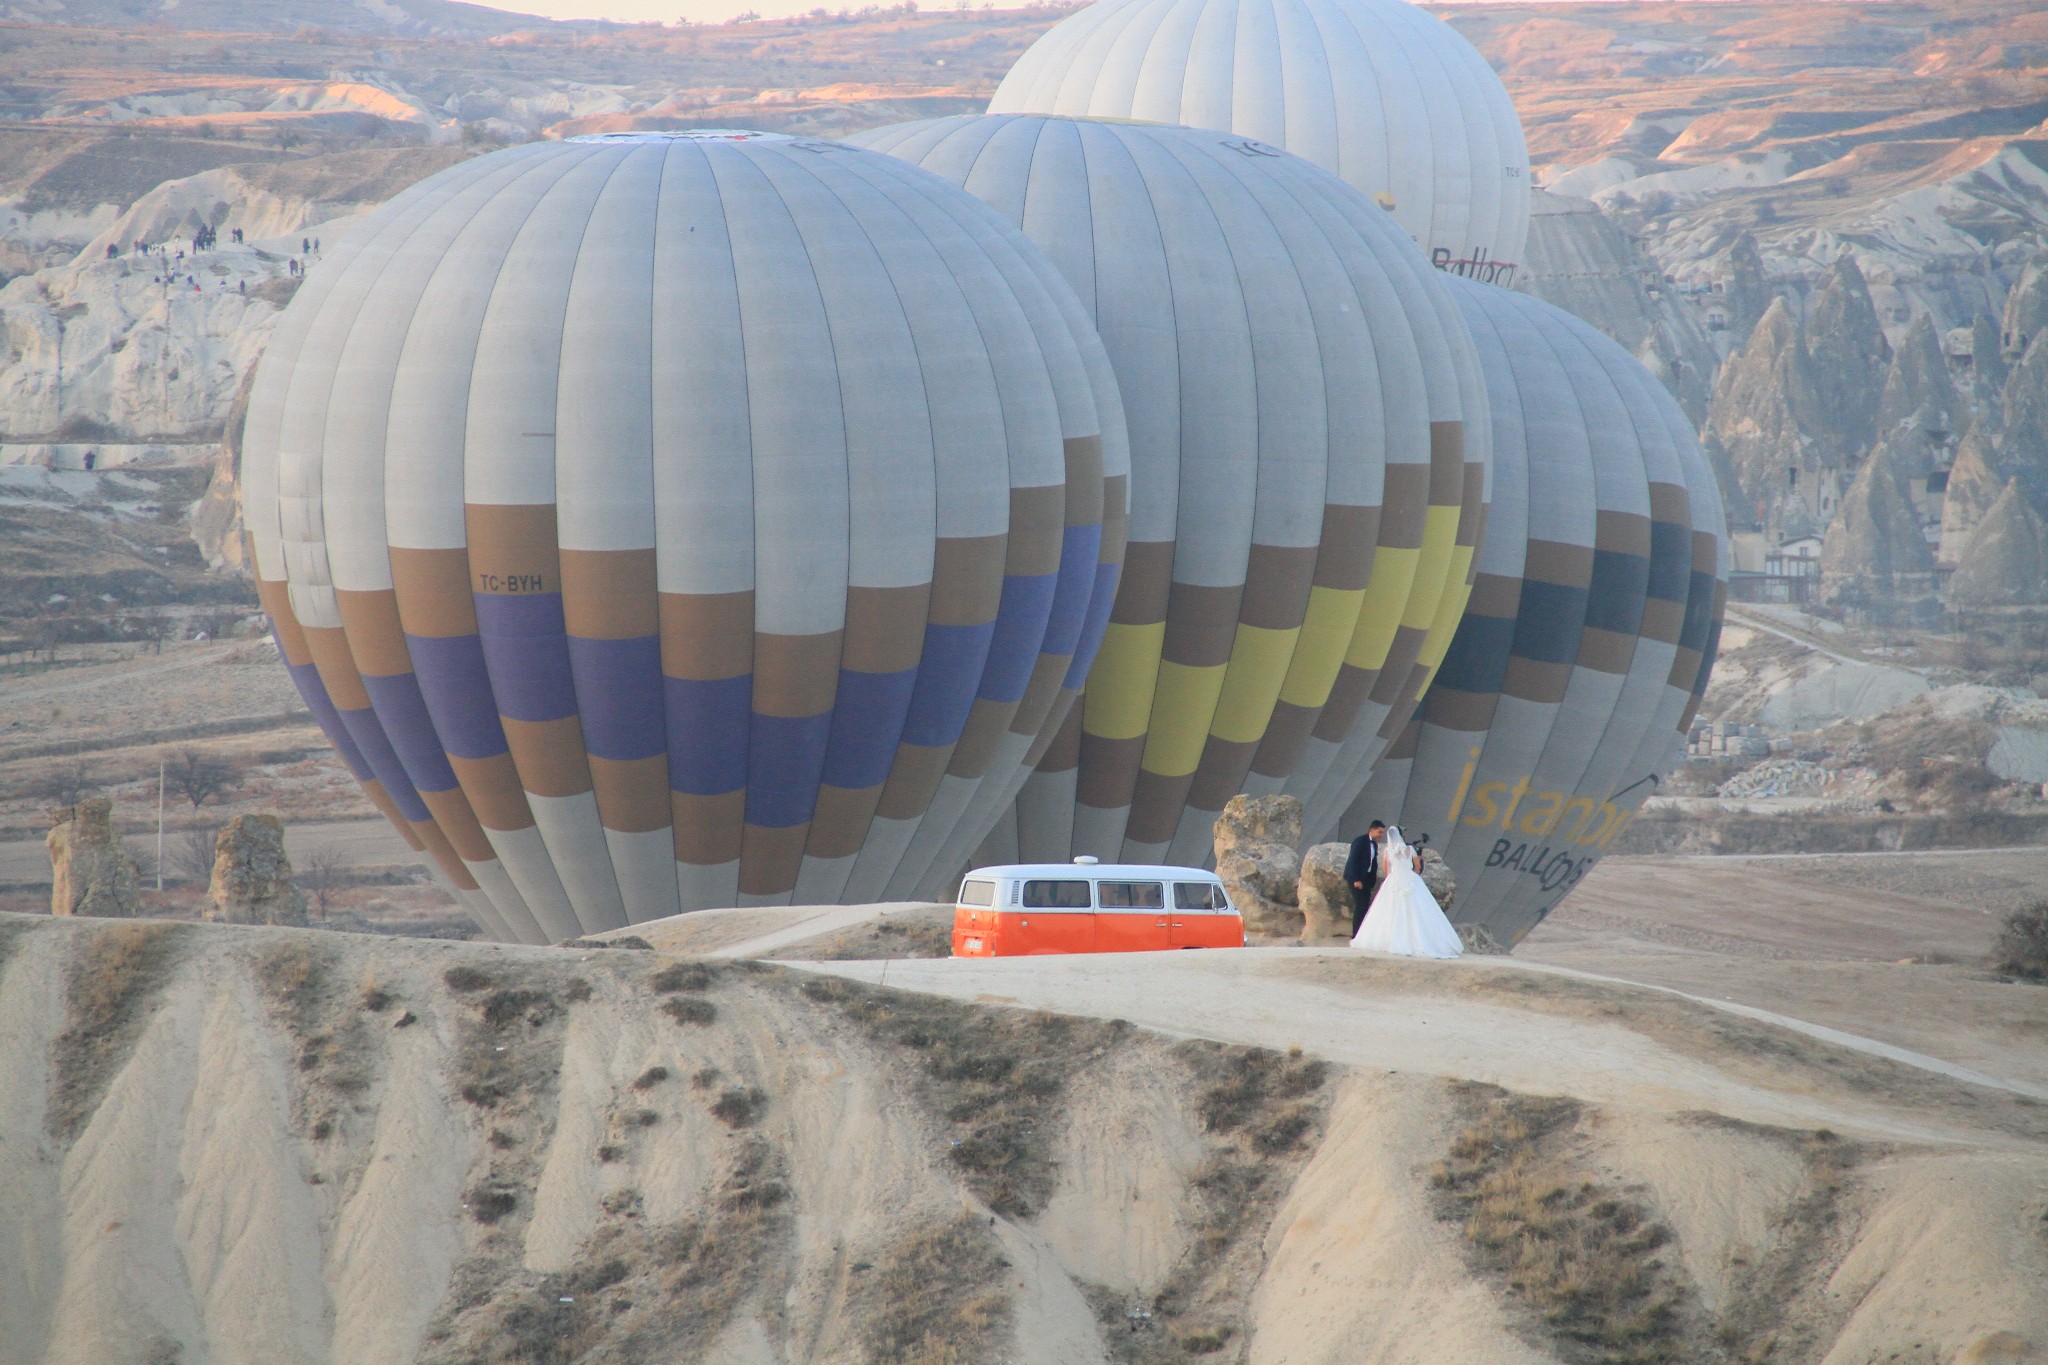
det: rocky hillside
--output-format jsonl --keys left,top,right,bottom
{"left": 1, "top": 910, "right": 2043, "bottom": 1364}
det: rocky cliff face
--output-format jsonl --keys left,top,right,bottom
{"left": 1949, "top": 480, "right": 2048, "bottom": 608}
{"left": 1820, "top": 444, "right": 1938, "bottom": 615}
{"left": 1708, "top": 297, "right": 1831, "bottom": 534}
{"left": 45, "top": 798, "right": 140, "bottom": 918}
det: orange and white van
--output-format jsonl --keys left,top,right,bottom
{"left": 951, "top": 859, "right": 1245, "bottom": 957}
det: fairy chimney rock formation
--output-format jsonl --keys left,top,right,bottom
{"left": 1295, "top": 842, "right": 1352, "bottom": 942}
{"left": 1948, "top": 481, "right": 2048, "bottom": 608}
{"left": 1706, "top": 296, "right": 1826, "bottom": 534}
{"left": 1821, "top": 445, "right": 1935, "bottom": 610}
{"left": 47, "top": 798, "right": 140, "bottom": 918}
{"left": 1806, "top": 254, "right": 1892, "bottom": 460}
{"left": 1214, "top": 794, "right": 1303, "bottom": 937}
{"left": 1940, "top": 425, "right": 2006, "bottom": 563}
{"left": 206, "top": 813, "right": 307, "bottom": 926}
{"left": 1877, "top": 314, "right": 1962, "bottom": 442}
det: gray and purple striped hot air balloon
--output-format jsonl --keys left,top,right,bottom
{"left": 1344, "top": 280, "right": 1728, "bottom": 946}
{"left": 241, "top": 130, "right": 1128, "bottom": 942}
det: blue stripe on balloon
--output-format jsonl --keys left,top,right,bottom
{"left": 821, "top": 666, "right": 918, "bottom": 791}
{"left": 361, "top": 671, "right": 460, "bottom": 792}
{"left": 665, "top": 674, "right": 751, "bottom": 795}
{"left": 284, "top": 657, "right": 372, "bottom": 780}
{"left": 1647, "top": 521, "right": 1691, "bottom": 603}
{"left": 406, "top": 634, "right": 511, "bottom": 759}
{"left": 567, "top": 635, "right": 665, "bottom": 762}
{"left": 334, "top": 704, "right": 432, "bottom": 823}
{"left": 1583, "top": 550, "right": 1649, "bottom": 636}
{"left": 977, "top": 572, "right": 1058, "bottom": 703}
{"left": 1040, "top": 524, "right": 1102, "bottom": 659}
{"left": 1693, "top": 618, "right": 1724, "bottom": 698}
{"left": 1679, "top": 570, "right": 1717, "bottom": 654}
{"left": 745, "top": 711, "right": 832, "bottom": 827}
{"left": 1431, "top": 611, "right": 1519, "bottom": 697}
{"left": 901, "top": 619, "right": 996, "bottom": 747}
{"left": 1509, "top": 581, "right": 1588, "bottom": 666}
{"left": 1064, "top": 559, "right": 1121, "bottom": 689}
{"left": 474, "top": 592, "right": 579, "bottom": 722}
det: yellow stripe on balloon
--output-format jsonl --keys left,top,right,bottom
{"left": 1411, "top": 542, "right": 1478, "bottom": 697}
{"left": 1277, "top": 584, "right": 1366, "bottom": 709}
{"left": 1209, "top": 623, "right": 1301, "bottom": 744}
{"left": 1400, "top": 504, "right": 1462, "bottom": 633}
{"left": 1080, "top": 620, "right": 1166, "bottom": 740}
{"left": 1140, "top": 661, "right": 1228, "bottom": 777}
{"left": 1344, "top": 545, "right": 1420, "bottom": 670}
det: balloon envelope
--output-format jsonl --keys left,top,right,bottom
{"left": 242, "top": 130, "right": 1129, "bottom": 940}
{"left": 988, "top": 0, "right": 1532, "bottom": 279}
{"left": 1344, "top": 279, "right": 1727, "bottom": 946}
{"left": 847, "top": 114, "right": 1489, "bottom": 869}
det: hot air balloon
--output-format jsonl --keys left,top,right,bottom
{"left": 1343, "top": 280, "right": 1727, "bottom": 947}
{"left": 847, "top": 115, "right": 1490, "bottom": 869}
{"left": 241, "top": 130, "right": 1129, "bottom": 942}
{"left": 987, "top": 0, "right": 1531, "bottom": 280}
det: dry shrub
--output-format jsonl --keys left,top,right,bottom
{"left": 449, "top": 973, "right": 568, "bottom": 1111}
{"left": 661, "top": 995, "right": 716, "bottom": 1026}
{"left": 799, "top": 974, "right": 1127, "bottom": 1218}
{"left": 1993, "top": 901, "right": 2048, "bottom": 981}
{"left": 855, "top": 1216, "right": 1012, "bottom": 1363}
{"left": 48, "top": 921, "right": 183, "bottom": 1142}
{"left": 710, "top": 1086, "right": 766, "bottom": 1129}
{"left": 465, "top": 1179, "right": 519, "bottom": 1225}
{"left": 254, "top": 940, "right": 327, "bottom": 1033}
{"left": 1432, "top": 1085, "right": 1685, "bottom": 1364}
{"left": 651, "top": 961, "right": 715, "bottom": 993}
{"left": 443, "top": 964, "right": 495, "bottom": 993}
{"left": 631, "top": 1065, "right": 669, "bottom": 1090}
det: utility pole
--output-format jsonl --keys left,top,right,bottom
{"left": 156, "top": 758, "right": 165, "bottom": 891}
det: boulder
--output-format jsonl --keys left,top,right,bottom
{"left": 1295, "top": 842, "right": 1354, "bottom": 942}
{"left": 47, "top": 798, "right": 140, "bottom": 918}
{"left": 1214, "top": 794, "right": 1303, "bottom": 936}
{"left": 1419, "top": 847, "right": 1457, "bottom": 912}
{"left": 206, "top": 813, "right": 307, "bottom": 927}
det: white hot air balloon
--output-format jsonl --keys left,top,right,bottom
{"left": 1345, "top": 280, "right": 1727, "bottom": 946}
{"left": 989, "top": 0, "right": 1531, "bottom": 280}
{"left": 242, "top": 131, "right": 1128, "bottom": 941}
{"left": 847, "top": 114, "right": 1490, "bottom": 871}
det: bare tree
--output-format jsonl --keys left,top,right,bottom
{"left": 298, "top": 846, "right": 346, "bottom": 922}
{"left": 170, "top": 826, "right": 220, "bottom": 885}
{"left": 32, "top": 760, "right": 94, "bottom": 809}
{"left": 166, "top": 749, "right": 244, "bottom": 810}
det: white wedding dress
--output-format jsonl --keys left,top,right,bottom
{"left": 1351, "top": 827, "right": 1463, "bottom": 959}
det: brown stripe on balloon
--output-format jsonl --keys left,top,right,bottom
{"left": 1384, "top": 714, "right": 1422, "bottom": 761}
{"left": 1576, "top": 628, "right": 1639, "bottom": 675}
{"left": 256, "top": 577, "right": 314, "bottom": 666}
{"left": 947, "top": 697, "right": 1013, "bottom": 778}
{"left": 1375, "top": 659, "right": 1434, "bottom": 738}
{"left": 561, "top": 548, "right": 657, "bottom": 639}
{"left": 1124, "top": 767, "right": 1192, "bottom": 846}
{"left": 420, "top": 786, "right": 496, "bottom": 863}
{"left": 875, "top": 742, "right": 952, "bottom": 821}
{"left": 1308, "top": 663, "right": 1379, "bottom": 743}
{"left": 1429, "top": 421, "right": 1465, "bottom": 504}
{"left": 1109, "top": 540, "right": 1173, "bottom": 624}
{"left": 1076, "top": 733, "right": 1144, "bottom": 807}
{"left": 333, "top": 588, "right": 412, "bottom": 676}
{"left": 358, "top": 779, "right": 426, "bottom": 850}
{"left": 1063, "top": 434, "right": 1104, "bottom": 527}
{"left": 753, "top": 632, "right": 843, "bottom": 718}
{"left": 1648, "top": 481, "right": 1689, "bottom": 525}
{"left": 301, "top": 626, "right": 374, "bottom": 711}
{"left": 1101, "top": 473, "right": 1129, "bottom": 547}
{"left": 931, "top": 536, "right": 1007, "bottom": 625}
{"left": 449, "top": 753, "right": 534, "bottom": 831}
{"left": 1465, "top": 573, "right": 1522, "bottom": 619}
{"left": 658, "top": 591, "right": 754, "bottom": 679}
{"left": 1035, "top": 702, "right": 1083, "bottom": 774}
{"left": 587, "top": 756, "right": 671, "bottom": 833}
{"left": 1311, "top": 505, "right": 1381, "bottom": 589}
{"left": 1594, "top": 509, "right": 1652, "bottom": 555}
{"left": 413, "top": 820, "right": 481, "bottom": 891}
{"left": 1503, "top": 657, "right": 1573, "bottom": 705}
{"left": 807, "top": 783, "right": 880, "bottom": 860}
{"left": 1692, "top": 529, "right": 1718, "bottom": 576}
{"left": 1365, "top": 624, "right": 1427, "bottom": 707}
{"left": 738, "top": 823, "right": 807, "bottom": 897}
{"left": 1239, "top": 544, "right": 1317, "bottom": 630}
{"left": 1005, "top": 484, "right": 1066, "bottom": 575}
{"left": 1186, "top": 736, "right": 1258, "bottom": 812}
{"left": 1009, "top": 653, "right": 1069, "bottom": 741}
{"left": 1021, "top": 691, "right": 1079, "bottom": 769}
{"left": 843, "top": 585, "right": 931, "bottom": 673}
{"left": 1523, "top": 539, "right": 1594, "bottom": 587}
{"left": 465, "top": 503, "right": 560, "bottom": 593}
{"left": 673, "top": 790, "right": 744, "bottom": 865}
{"left": 1641, "top": 596, "right": 1686, "bottom": 645}
{"left": 1160, "top": 584, "right": 1242, "bottom": 668}
{"left": 388, "top": 547, "right": 479, "bottom": 638}
{"left": 1377, "top": 464, "right": 1431, "bottom": 550}
{"left": 1424, "top": 683, "right": 1497, "bottom": 732}
{"left": 499, "top": 717, "right": 594, "bottom": 798}
{"left": 1666, "top": 645, "right": 1704, "bottom": 693}
{"left": 1248, "top": 699, "right": 1318, "bottom": 778}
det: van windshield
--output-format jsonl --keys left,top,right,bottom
{"left": 1022, "top": 879, "right": 1092, "bottom": 909}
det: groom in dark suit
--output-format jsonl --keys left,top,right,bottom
{"left": 1343, "top": 821, "right": 1388, "bottom": 936}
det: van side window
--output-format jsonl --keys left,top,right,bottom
{"left": 1175, "top": 882, "right": 1227, "bottom": 911}
{"left": 959, "top": 879, "right": 996, "bottom": 906}
{"left": 1022, "top": 879, "right": 1093, "bottom": 909}
{"left": 1098, "top": 881, "right": 1164, "bottom": 909}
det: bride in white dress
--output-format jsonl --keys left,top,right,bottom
{"left": 1351, "top": 826, "right": 1463, "bottom": 959}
